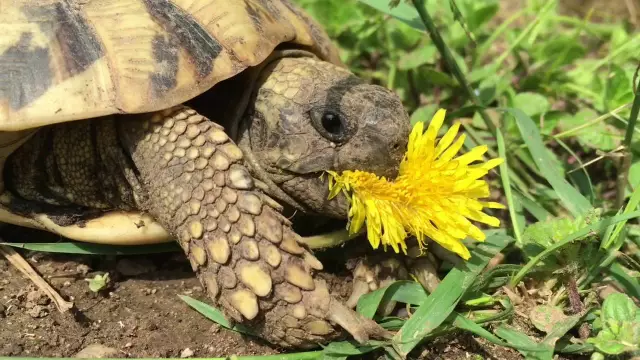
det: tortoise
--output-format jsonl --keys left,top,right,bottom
{"left": 0, "top": 0, "right": 412, "bottom": 349}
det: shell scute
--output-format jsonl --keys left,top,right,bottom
{"left": 0, "top": 0, "right": 340, "bottom": 131}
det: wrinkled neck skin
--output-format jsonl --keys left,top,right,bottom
{"left": 236, "top": 50, "right": 411, "bottom": 220}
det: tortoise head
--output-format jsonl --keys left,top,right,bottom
{"left": 238, "top": 55, "right": 411, "bottom": 218}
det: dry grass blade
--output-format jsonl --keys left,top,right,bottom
{"left": 0, "top": 243, "right": 73, "bottom": 312}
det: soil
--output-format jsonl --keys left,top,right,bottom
{"left": 0, "top": 229, "right": 277, "bottom": 358}
{"left": 0, "top": 225, "right": 591, "bottom": 359}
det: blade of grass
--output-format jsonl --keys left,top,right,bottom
{"left": 615, "top": 68, "right": 640, "bottom": 208}
{"left": 615, "top": 72, "right": 640, "bottom": 208}
{"left": 550, "top": 103, "right": 631, "bottom": 140}
{"left": 579, "top": 184, "right": 640, "bottom": 289}
{"left": 356, "top": 280, "right": 428, "bottom": 318}
{"left": 179, "top": 295, "right": 254, "bottom": 336}
{"left": 500, "top": 108, "right": 593, "bottom": 218}
{"left": 605, "top": 183, "right": 640, "bottom": 249}
{"left": 453, "top": 313, "right": 547, "bottom": 353}
{"left": 608, "top": 262, "right": 640, "bottom": 300}
{"left": 585, "top": 34, "right": 640, "bottom": 73}
{"left": 514, "top": 190, "right": 552, "bottom": 221}
{"left": 494, "top": 325, "right": 554, "bottom": 360}
{"left": 391, "top": 233, "right": 513, "bottom": 356}
{"left": 321, "top": 340, "right": 385, "bottom": 358}
{"left": 554, "top": 340, "right": 594, "bottom": 354}
{"left": 497, "top": 128, "right": 522, "bottom": 245}
{"left": 555, "top": 137, "right": 595, "bottom": 203}
{"left": 473, "top": 8, "right": 526, "bottom": 67}
{"left": 491, "top": 0, "right": 555, "bottom": 69}
{"left": 0, "top": 241, "right": 181, "bottom": 255}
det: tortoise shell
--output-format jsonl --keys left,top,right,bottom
{"left": 0, "top": 0, "right": 341, "bottom": 131}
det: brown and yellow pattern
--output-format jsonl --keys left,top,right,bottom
{"left": 0, "top": 0, "right": 339, "bottom": 131}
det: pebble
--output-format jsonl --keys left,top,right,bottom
{"left": 74, "top": 344, "right": 119, "bottom": 358}
{"left": 26, "top": 290, "right": 50, "bottom": 306}
{"left": 180, "top": 348, "right": 194, "bottom": 358}
{"left": 27, "top": 305, "right": 49, "bottom": 318}
{"left": 76, "top": 264, "right": 90, "bottom": 276}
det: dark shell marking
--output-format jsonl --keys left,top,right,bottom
{"left": 0, "top": 33, "right": 52, "bottom": 110}
{"left": 23, "top": 1, "right": 104, "bottom": 77}
{"left": 142, "top": 0, "right": 223, "bottom": 80}
{"left": 150, "top": 34, "right": 180, "bottom": 95}
{"left": 0, "top": 1, "right": 105, "bottom": 110}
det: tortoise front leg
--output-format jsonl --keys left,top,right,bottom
{"left": 117, "top": 106, "right": 390, "bottom": 349}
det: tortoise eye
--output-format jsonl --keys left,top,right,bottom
{"left": 310, "top": 107, "right": 355, "bottom": 143}
{"left": 321, "top": 112, "right": 343, "bottom": 135}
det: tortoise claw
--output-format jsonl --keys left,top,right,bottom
{"left": 328, "top": 298, "right": 392, "bottom": 343}
{"left": 346, "top": 256, "right": 410, "bottom": 316}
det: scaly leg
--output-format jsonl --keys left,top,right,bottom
{"left": 117, "top": 106, "right": 390, "bottom": 349}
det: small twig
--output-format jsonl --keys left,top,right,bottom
{"left": 0, "top": 244, "right": 73, "bottom": 312}
{"left": 566, "top": 145, "right": 624, "bottom": 174}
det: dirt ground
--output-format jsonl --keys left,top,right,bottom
{"left": 0, "top": 236, "right": 277, "bottom": 358}
{"left": 0, "top": 225, "right": 589, "bottom": 359}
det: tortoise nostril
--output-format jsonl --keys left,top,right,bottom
{"left": 392, "top": 142, "right": 401, "bottom": 151}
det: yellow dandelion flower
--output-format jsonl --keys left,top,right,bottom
{"left": 327, "top": 109, "right": 506, "bottom": 260}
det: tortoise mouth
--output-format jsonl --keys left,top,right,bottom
{"left": 277, "top": 170, "right": 350, "bottom": 219}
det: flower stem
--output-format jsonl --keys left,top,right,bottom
{"left": 300, "top": 228, "right": 361, "bottom": 249}
{"left": 409, "top": 0, "right": 496, "bottom": 135}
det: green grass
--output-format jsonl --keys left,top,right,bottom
{"left": 286, "top": 0, "right": 640, "bottom": 358}
{"left": 8, "top": 0, "right": 640, "bottom": 359}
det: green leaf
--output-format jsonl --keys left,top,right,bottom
{"left": 588, "top": 329, "right": 628, "bottom": 355}
{"left": 533, "top": 35, "right": 586, "bottom": 69}
{"left": 511, "top": 210, "right": 640, "bottom": 287}
{"left": 86, "top": 273, "right": 109, "bottom": 293}
{"left": 501, "top": 107, "right": 593, "bottom": 218}
{"left": 513, "top": 92, "right": 550, "bottom": 117}
{"left": 391, "top": 234, "right": 514, "bottom": 357}
{"left": 409, "top": 105, "right": 438, "bottom": 126}
{"left": 586, "top": 293, "right": 640, "bottom": 355}
{"left": 629, "top": 160, "right": 640, "bottom": 191}
{"left": 557, "top": 109, "right": 621, "bottom": 151}
{"left": 603, "top": 64, "right": 634, "bottom": 111}
{"left": 521, "top": 210, "right": 601, "bottom": 253}
{"left": 419, "top": 68, "right": 457, "bottom": 87}
{"left": 397, "top": 44, "right": 436, "bottom": 70}
{"left": 602, "top": 293, "right": 637, "bottom": 327}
